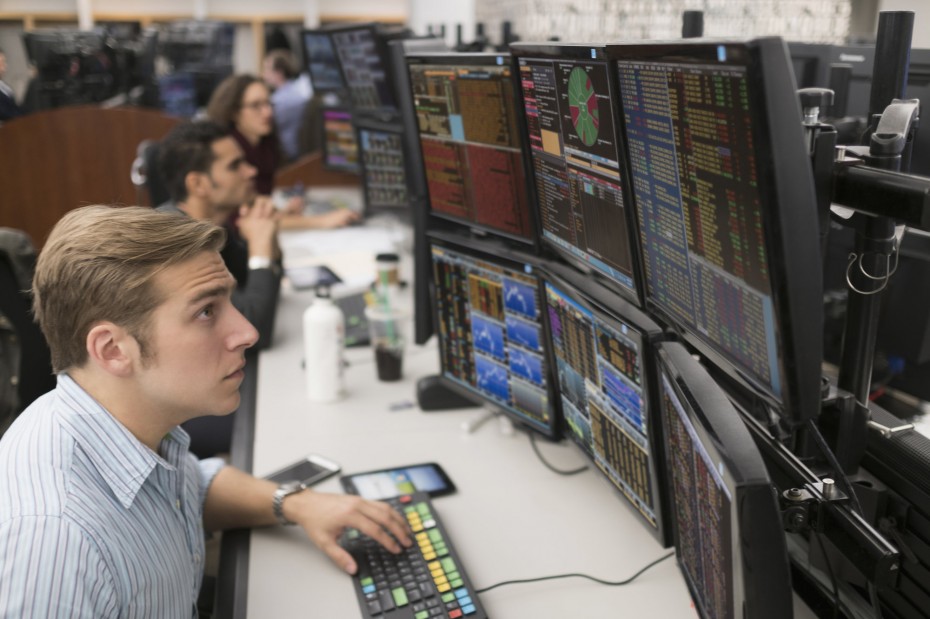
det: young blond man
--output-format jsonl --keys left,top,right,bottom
{"left": 0, "top": 206, "right": 409, "bottom": 617}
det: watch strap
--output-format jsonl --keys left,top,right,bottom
{"left": 272, "top": 482, "right": 306, "bottom": 526}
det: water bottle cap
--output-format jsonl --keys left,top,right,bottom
{"left": 314, "top": 284, "right": 332, "bottom": 299}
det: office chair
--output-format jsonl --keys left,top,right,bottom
{"left": 0, "top": 241, "right": 55, "bottom": 431}
{"left": 130, "top": 139, "right": 170, "bottom": 207}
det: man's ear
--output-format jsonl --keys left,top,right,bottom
{"left": 85, "top": 322, "right": 138, "bottom": 377}
{"left": 186, "top": 170, "right": 212, "bottom": 198}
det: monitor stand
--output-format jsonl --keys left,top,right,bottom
{"left": 416, "top": 375, "right": 481, "bottom": 411}
{"left": 460, "top": 408, "right": 514, "bottom": 436}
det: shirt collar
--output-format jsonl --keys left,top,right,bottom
{"left": 55, "top": 374, "right": 192, "bottom": 509}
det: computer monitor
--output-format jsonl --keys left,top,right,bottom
{"left": 321, "top": 106, "right": 360, "bottom": 173}
{"left": 787, "top": 42, "right": 833, "bottom": 89}
{"left": 541, "top": 261, "right": 669, "bottom": 545}
{"left": 387, "top": 37, "right": 449, "bottom": 347}
{"left": 609, "top": 39, "right": 823, "bottom": 426}
{"left": 156, "top": 20, "right": 234, "bottom": 108}
{"left": 23, "top": 29, "right": 117, "bottom": 109}
{"left": 406, "top": 53, "right": 535, "bottom": 244}
{"left": 429, "top": 232, "right": 558, "bottom": 438}
{"left": 657, "top": 341, "right": 793, "bottom": 619}
{"left": 302, "top": 29, "right": 346, "bottom": 93}
{"left": 354, "top": 118, "right": 410, "bottom": 212}
{"left": 158, "top": 72, "right": 198, "bottom": 118}
{"left": 510, "top": 43, "right": 642, "bottom": 304}
{"left": 328, "top": 23, "right": 399, "bottom": 113}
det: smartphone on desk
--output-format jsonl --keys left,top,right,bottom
{"left": 285, "top": 264, "right": 343, "bottom": 291}
{"left": 340, "top": 463, "right": 455, "bottom": 500}
{"left": 264, "top": 454, "right": 341, "bottom": 486}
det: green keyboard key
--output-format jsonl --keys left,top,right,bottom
{"left": 441, "top": 592, "right": 456, "bottom": 604}
{"left": 415, "top": 612, "right": 430, "bottom": 619}
{"left": 440, "top": 557, "right": 457, "bottom": 574}
{"left": 428, "top": 529, "right": 443, "bottom": 544}
{"left": 392, "top": 587, "right": 408, "bottom": 607}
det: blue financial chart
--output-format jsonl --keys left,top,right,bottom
{"left": 431, "top": 244, "right": 553, "bottom": 431}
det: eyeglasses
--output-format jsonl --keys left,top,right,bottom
{"left": 241, "top": 99, "right": 272, "bottom": 112}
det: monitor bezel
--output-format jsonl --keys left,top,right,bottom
{"left": 427, "top": 229, "right": 560, "bottom": 439}
{"left": 405, "top": 52, "right": 540, "bottom": 249}
{"left": 320, "top": 104, "right": 360, "bottom": 174}
{"left": 539, "top": 259, "right": 670, "bottom": 546}
{"left": 353, "top": 116, "right": 411, "bottom": 214}
{"left": 301, "top": 28, "right": 347, "bottom": 94}
{"left": 386, "top": 37, "right": 449, "bottom": 346}
{"left": 656, "top": 341, "right": 793, "bottom": 619}
{"left": 606, "top": 38, "right": 823, "bottom": 427}
{"left": 326, "top": 22, "right": 399, "bottom": 114}
{"left": 510, "top": 42, "right": 646, "bottom": 308}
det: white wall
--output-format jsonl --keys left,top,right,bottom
{"left": 0, "top": 0, "right": 409, "bottom": 20}
{"left": 91, "top": 0, "right": 208, "bottom": 14}
{"left": 408, "top": 0, "right": 474, "bottom": 47}
{"left": 0, "top": 0, "right": 76, "bottom": 10}
{"left": 878, "top": 0, "right": 929, "bottom": 48}
{"left": 476, "top": 0, "right": 856, "bottom": 45}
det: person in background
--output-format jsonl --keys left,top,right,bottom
{"left": 262, "top": 48, "right": 312, "bottom": 162}
{"left": 0, "top": 205, "right": 410, "bottom": 616}
{"left": 157, "top": 120, "right": 280, "bottom": 352}
{"left": 157, "top": 120, "right": 280, "bottom": 458}
{"left": 206, "top": 74, "right": 360, "bottom": 230}
{"left": 0, "top": 47, "right": 24, "bottom": 123}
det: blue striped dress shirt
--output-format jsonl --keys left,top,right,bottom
{"left": 0, "top": 374, "right": 225, "bottom": 617}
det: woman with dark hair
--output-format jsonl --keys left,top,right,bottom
{"left": 207, "top": 74, "right": 359, "bottom": 229}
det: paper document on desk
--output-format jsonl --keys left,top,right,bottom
{"left": 305, "top": 187, "right": 364, "bottom": 212}
{"left": 279, "top": 226, "right": 403, "bottom": 263}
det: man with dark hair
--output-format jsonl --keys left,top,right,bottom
{"left": 0, "top": 47, "right": 24, "bottom": 123}
{"left": 0, "top": 205, "right": 410, "bottom": 616}
{"left": 157, "top": 120, "right": 280, "bottom": 351}
{"left": 262, "top": 49, "right": 312, "bottom": 160}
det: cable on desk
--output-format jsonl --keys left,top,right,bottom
{"left": 474, "top": 551, "right": 674, "bottom": 594}
{"left": 528, "top": 432, "right": 588, "bottom": 476}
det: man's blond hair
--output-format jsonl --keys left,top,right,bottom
{"left": 33, "top": 205, "right": 226, "bottom": 372}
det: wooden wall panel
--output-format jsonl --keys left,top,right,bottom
{"left": 0, "top": 106, "right": 181, "bottom": 247}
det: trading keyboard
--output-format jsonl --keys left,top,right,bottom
{"left": 342, "top": 492, "right": 487, "bottom": 619}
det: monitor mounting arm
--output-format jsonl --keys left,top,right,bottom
{"left": 823, "top": 98, "right": 927, "bottom": 474}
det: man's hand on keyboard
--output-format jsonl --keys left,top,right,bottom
{"left": 284, "top": 490, "right": 413, "bottom": 575}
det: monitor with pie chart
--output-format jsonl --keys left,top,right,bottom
{"left": 510, "top": 43, "right": 642, "bottom": 306}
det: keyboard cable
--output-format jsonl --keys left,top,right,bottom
{"left": 474, "top": 551, "right": 675, "bottom": 594}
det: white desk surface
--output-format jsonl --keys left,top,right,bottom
{"left": 245, "top": 253, "right": 699, "bottom": 618}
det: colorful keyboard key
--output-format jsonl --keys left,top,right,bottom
{"left": 343, "top": 493, "right": 486, "bottom": 619}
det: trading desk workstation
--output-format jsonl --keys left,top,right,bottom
{"left": 218, "top": 12, "right": 930, "bottom": 619}
{"left": 242, "top": 262, "right": 693, "bottom": 617}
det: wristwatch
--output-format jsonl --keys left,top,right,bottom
{"left": 272, "top": 481, "right": 306, "bottom": 526}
